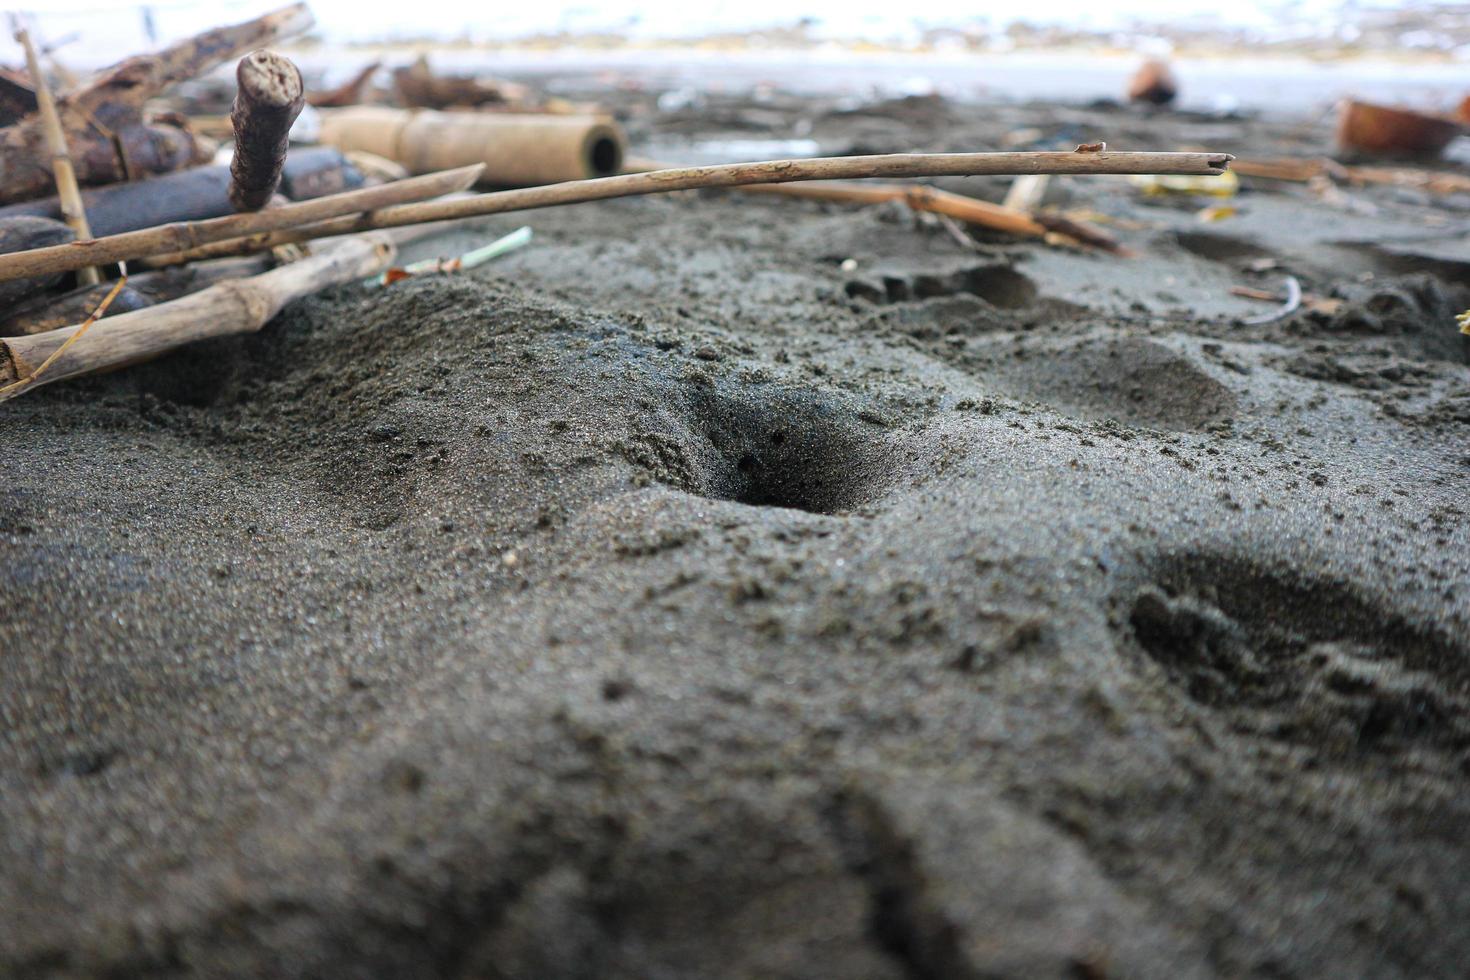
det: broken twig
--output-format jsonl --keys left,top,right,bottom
{"left": 229, "top": 50, "right": 306, "bottom": 211}
{"left": 307, "top": 60, "right": 380, "bottom": 108}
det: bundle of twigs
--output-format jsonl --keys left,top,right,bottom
{"left": 0, "top": 150, "right": 1230, "bottom": 280}
{"left": 0, "top": 4, "right": 314, "bottom": 205}
{"left": 0, "top": 233, "right": 396, "bottom": 400}
{"left": 0, "top": 148, "right": 1231, "bottom": 402}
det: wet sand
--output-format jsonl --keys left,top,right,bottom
{"left": 2, "top": 91, "right": 1468, "bottom": 977}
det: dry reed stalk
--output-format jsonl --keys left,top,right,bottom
{"left": 149, "top": 150, "right": 1229, "bottom": 265}
{"left": 0, "top": 164, "right": 482, "bottom": 283}
{"left": 13, "top": 23, "right": 100, "bottom": 285}
{"left": 0, "top": 276, "right": 126, "bottom": 397}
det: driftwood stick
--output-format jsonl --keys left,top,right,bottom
{"left": 307, "top": 60, "right": 380, "bottom": 108}
{"left": 229, "top": 50, "right": 305, "bottom": 211}
{"left": 636, "top": 157, "right": 1119, "bottom": 250}
{"left": 0, "top": 149, "right": 364, "bottom": 235}
{"left": 0, "top": 233, "right": 396, "bottom": 399}
{"left": 0, "top": 164, "right": 482, "bottom": 283}
{"left": 0, "top": 4, "right": 313, "bottom": 205}
{"left": 1234, "top": 156, "right": 1470, "bottom": 197}
{"left": 71, "top": 4, "right": 314, "bottom": 119}
{"left": 152, "top": 150, "right": 1230, "bottom": 264}
{"left": 0, "top": 215, "right": 74, "bottom": 304}
{"left": 0, "top": 279, "right": 152, "bottom": 335}
{"left": 13, "top": 24, "right": 101, "bottom": 285}
{"left": 0, "top": 65, "right": 36, "bottom": 126}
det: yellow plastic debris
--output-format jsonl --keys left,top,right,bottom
{"left": 1197, "top": 205, "right": 1238, "bottom": 223}
{"left": 1130, "top": 170, "right": 1240, "bottom": 198}
{"left": 1457, "top": 310, "right": 1470, "bottom": 336}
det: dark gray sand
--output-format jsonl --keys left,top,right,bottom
{"left": 3, "top": 94, "right": 1469, "bottom": 977}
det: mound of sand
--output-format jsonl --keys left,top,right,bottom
{"left": 3, "top": 93, "right": 1468, "bottom": 977}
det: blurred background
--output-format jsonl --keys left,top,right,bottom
{"left": 14, "top": 1, "right": 1470, "bottom": 115}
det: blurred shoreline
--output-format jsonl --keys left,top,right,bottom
{"left": 288, "top": 45, "right": 1470, "bottom": 117}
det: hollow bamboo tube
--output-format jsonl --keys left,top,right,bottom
{"left": 318, "top": 107, "right": 627, "bottom": 184}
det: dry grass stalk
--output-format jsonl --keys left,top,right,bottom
{"left": 0, "top": 164, "right": 483, "bottom": 283}
{"left": 0, "top": 276, "right": 127, "bottom": 397}
{"left": 13, "top": 23, "right": 100, "bottom": 285}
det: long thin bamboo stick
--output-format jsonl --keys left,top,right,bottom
{"left": 145, "top": 149, "right": 1232, "bottom": 265}
{"left": 0, "top": 164, "right": 483, "bottom": 283}
{"left": 0, "top": 233, "right": 397, "bottom": 399}
{"left": 13, "top": 24, "right": 100, "bottom": 285}
{"left": 1234, "top": 156, "right": 1470, "bottom": 197}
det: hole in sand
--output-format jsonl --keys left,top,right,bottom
{"left": 689, "top": 386, "right": 894, "bottom": 515}
{"left": 844, "top": 265, "right": 1037, "bottom": 310}
{"left": 1174, "top": 231, "right": 1275, "bottom": 265}
{"left": 1123, "top": 552, "right": 1470, "bottom": 758}
{"left": 954, "top": 266, "right": 1037, "bottom": 309}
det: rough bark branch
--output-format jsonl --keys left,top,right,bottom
{"left": 229, "top": 50, "right": 305, "bottom": 211}
{"left": 0, "top": 233, "right": 396, "bottom": 398}
{"left": 0, "top": 4, "right": 313, "bottom": 205}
